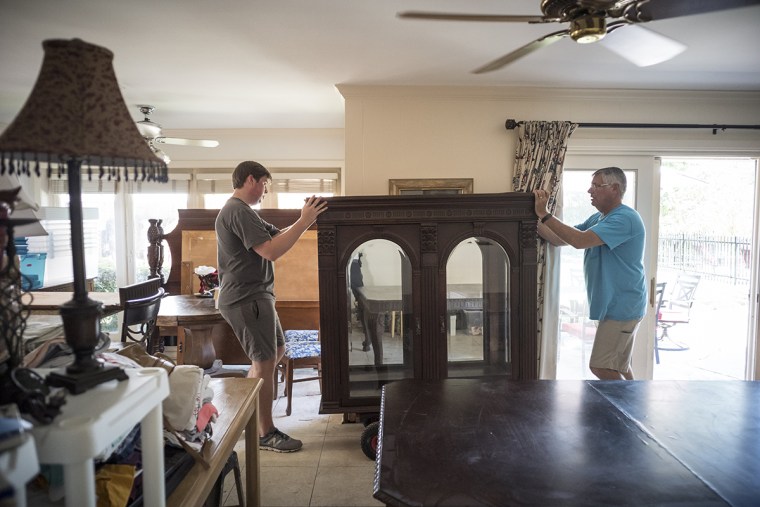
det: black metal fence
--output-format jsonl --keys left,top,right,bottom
{"left": 658, "top": 234, "right": 751, "bottom": 284}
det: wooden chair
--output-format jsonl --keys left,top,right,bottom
{"left": 277, "top": 330, "right": 321, "bottom": 416}
{"left": 118, "top": 279, "right": 164, "bottom": 352}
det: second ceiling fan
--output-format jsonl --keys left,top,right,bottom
{"left": 135, "top": 105, "right": 219, "bottom": 164}
{"left": 399, "top": 0, "right": 760, "bottom": 73}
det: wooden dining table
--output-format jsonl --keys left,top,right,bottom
{"left": 156, "top": 294, "right": 226, "bottom": 369}
{"left": 375, "top": 378, "right": 760, "bottom": 507}
{"left": 27, "top": 291, "right": 225, "bottom": 369}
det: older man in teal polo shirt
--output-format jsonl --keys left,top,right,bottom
{"left": 534, "top": 167, "right": 647, "bottom": 380}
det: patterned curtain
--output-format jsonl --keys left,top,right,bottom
{"left": 511, "top": 121, "right": 577, "bottom": 377}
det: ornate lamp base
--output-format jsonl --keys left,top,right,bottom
{"left": 47, "top": 364, "right": 128, "bottom": 395}
{"left": 47, "top": 296, "right": 129, "bottom": 394}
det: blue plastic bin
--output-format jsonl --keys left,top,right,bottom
{"left": 18, "top": 253, "right": 47, "bottom": 290}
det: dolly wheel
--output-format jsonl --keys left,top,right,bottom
{"left": 361, "top": 421, "right": 380, "bottom": 461}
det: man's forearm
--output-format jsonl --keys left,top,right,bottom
{"left": 537, "top": 221, "right": 567, "bottom": 246}
{"left": 541, "top": 214, "right": 602, "bottom": 249}
{"left": 254, "top": 218, "right": 311, "bottom": 261}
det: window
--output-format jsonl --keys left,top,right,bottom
{"left": 46, "top": 175, "right": 117, "bottom": 291}
{"left": 127, "top": 178, "right": 189, "bottom": 282}
{"left": 197, "top": 170, "right": 338, "bottom": 209}
{"left": 39, "top": 167, "right": 339, "bottom": 291}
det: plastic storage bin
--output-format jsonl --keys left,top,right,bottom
{"left": 18, "top": 253, "right": 47, "bottom": 290}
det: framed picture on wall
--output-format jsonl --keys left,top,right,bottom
{"left": 389, "top": 178, "right": 474, "bottom": 196}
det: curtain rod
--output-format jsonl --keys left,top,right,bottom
{"left": 504, "top": 119, "right": 760, "bottom": 135}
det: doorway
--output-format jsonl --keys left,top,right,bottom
{"left": 555, "top": 156, "right": 758, "bottom": 380}
{"left": 653, "top": 158, "right": 756, "bottom": 380}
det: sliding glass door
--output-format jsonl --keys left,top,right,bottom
{"left": 555, "top": 155, "right": 758, "bottom": 380}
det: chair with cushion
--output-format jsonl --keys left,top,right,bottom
{"left": 276, "top": 329, "right": 321, "bottom": 416}
{"left": 118, "top": 279, "right": 165, "bottom": 352}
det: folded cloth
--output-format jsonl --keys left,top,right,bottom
{"left": 164, "top": 365, "right": 207, "bottom": 432}
{"left": 196, "top": 402, "right": 218, "bottom": 433}
{"left": 115, "top": 343, "right": 174, "bottom": 375}
{"left": 95, "top": 464, "right": 136, "bottom": 507}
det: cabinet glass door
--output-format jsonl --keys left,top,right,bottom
{"left": 446, "top": 237, "right": 510, "bottom": 378}
{"left": 347, "top": 239, "right": 413, "bottom": 397}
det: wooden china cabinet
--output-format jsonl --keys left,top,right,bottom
{"left": 316, "top": 192, "right": 539, "bottom": 416}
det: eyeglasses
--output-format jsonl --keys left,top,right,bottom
{"left": 590, "top": 183, "right": 613, "bottom": 189}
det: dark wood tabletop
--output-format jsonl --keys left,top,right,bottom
{"left": 375, "top": 379, "right": 760, "bottom": 507}
{"left": 356, "top": 283, "right": 483, "bottom": 313}
{"left": 156, "top": 294, "right": 225, "bottom": 327}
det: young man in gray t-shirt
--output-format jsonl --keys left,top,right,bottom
{"left": 215, "top": 160, "right": 326, "bottom": 452}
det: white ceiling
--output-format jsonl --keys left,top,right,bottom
{"left": 1, "top": 0, "right": 759, "bottom": 131}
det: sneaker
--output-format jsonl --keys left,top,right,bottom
{"left": 259, "top": 428, "right": 303, "bottom": 453}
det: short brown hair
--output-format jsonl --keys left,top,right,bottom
{"left": 232, "top": 161, "right": 271, "bottom": 189}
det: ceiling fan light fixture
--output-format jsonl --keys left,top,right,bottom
{"left": 135, "top": 120, "right": 161, "bottom": 139}
{"left": 569, "top": 15, "right": 606, "bottom": 43}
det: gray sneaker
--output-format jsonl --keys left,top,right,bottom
{"left": 259, "top": 428, "right": 303, "bottom": 453}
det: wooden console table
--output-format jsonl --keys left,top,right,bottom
{"left": 169, "top": 376, "right": 263, "bottom": 507}
{"left": 375, "top": 379, "right": 760, "bottom": 507}
{"left": 27, "top": 291, "right": 122, "bottom": 316}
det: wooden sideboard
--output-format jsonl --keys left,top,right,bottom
{"left": 148, "top": 209, "right": 320, "bottom": 365}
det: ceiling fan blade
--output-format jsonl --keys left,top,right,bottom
{"left": 398, "top": 11, "right": 548, "bottom": 23}
{"left": 601, "top": 24, "right": 686, "bottom": 67}
{"left": 623, "top": 0, "right": 760, "bottom": 22}
{"left": 155, "top": 137, "right": 220, "bottom": 148}
{"left": 473, "top": 30, "right": 569, "bottom": 74}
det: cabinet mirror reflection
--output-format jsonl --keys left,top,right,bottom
{"left": 347, "top": 239, "right": 413, "bottom": 398}
{"left": 446, "top": 237, "right": 509, "bottom": 378}
{"left": 344, "top": 236, "right": 511, "bottom": 398}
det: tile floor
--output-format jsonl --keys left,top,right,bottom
{"left": 219, "top": 371, "right": 383, "bottom": 507}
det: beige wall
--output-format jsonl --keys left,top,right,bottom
{"left": 147, "top": 86, "right": 760, "bottom": 198}
{"left": 338, "top": 85, "right": 760, "bottom": 195}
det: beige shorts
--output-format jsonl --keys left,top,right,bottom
{"left": 589, "top": 319, "right": 641, "bottom": 373}
{"left": 219, "top": 298, "right": 285, "bottom": 362}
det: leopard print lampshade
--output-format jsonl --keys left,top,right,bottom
{"left": 0, "top": 38, "right": 167, "bottom": 181}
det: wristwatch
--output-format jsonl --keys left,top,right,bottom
{"left": 540, "top": 213, "right": 552, "bottom": 224}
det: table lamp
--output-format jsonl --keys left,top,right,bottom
{"left": 0, "top": 38, "right": 168, "bottom": 394}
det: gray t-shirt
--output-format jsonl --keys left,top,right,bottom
{"left": 215, "top": 197, "right": 281, "bottom": 308}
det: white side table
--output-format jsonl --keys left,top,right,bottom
{"left": 0, "top": 432, "right": 39, "bottom": 507}
{"left": 32, "top": 367, "right": 169, "bottom": 507}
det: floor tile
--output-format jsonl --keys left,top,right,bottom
{"left": 319, "top": 434, "right": 375, "bottom": 466}
{"left": 310, "top": 466, "right": 382, "bottom": 507}
{"left": 259, "top": 466, "right": 319, "bottom": 507}
{"left": 222, "top": 368, "right": 379, "bottom": 506}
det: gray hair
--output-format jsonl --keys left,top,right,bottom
{"left": 593, "top": 166, "right": 627, "bottom": 196}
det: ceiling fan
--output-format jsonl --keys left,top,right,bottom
{"left": 135, "top": 105, "right": 219, "bottom": 164}
{"left": 398, "top": 0, "right": 760, "bottom": 73}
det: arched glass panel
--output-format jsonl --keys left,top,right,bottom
{"left": 446, "top": 237, "right": 510, "bottom": 377}
{"left": 346, "top": 239, "right": 413, "bottom": 397}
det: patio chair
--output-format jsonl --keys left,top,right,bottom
{"left": 653, "top": 281, "right": 667, "bottom": 364}
{"left": 656, "top": 274, "right": 701, "bottom": 359}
